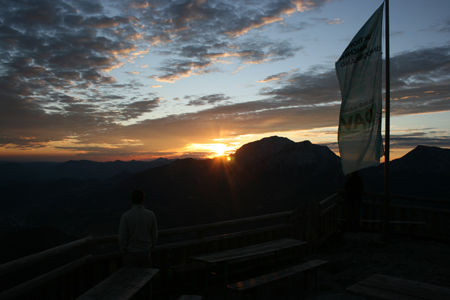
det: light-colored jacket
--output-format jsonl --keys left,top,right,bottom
{"left": 119, "top": 205, "right": 158, "bottom": 253}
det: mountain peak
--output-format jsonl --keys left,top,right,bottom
{"left": 233, "top": 136, "right": 339, "bottom": 169}
{"left": 234, "top": 136, "right": 295, "bottom": 162}
{"left": 401, "top": 145, "right": 450, "bottom": 162}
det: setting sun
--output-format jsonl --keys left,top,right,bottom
{"left": 210, "top": 143, "right": 227, "bottom": 156}
{"left": 184, "top": 143, "right": 236, "bottom": 158}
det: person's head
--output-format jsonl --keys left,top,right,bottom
{"left": 131, "top": 189, "right": 145, "bottom": 205}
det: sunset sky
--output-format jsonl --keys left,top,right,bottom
{"left": 1, "top": 0, "right": 449, "bottom": 161}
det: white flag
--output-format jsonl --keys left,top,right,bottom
{"left": 336, "top": 4, "right": 384, "bottom": 175}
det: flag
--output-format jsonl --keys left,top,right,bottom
{"left": 336, "top": 4, "right": 384, "bottom": 175}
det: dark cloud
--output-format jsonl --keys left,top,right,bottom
{"left": 260, "top": 45, "right": 450, "bottom": 115}
{"left": 118, "top": 98, "right": 161, "bottom": 120}
{"left": 390, "top": 132, "right": 450, "bottom": 149}
{"left": 187, "top": 94, "right": 231, "bottom": 106}
{"left": 134, "top": 1, "right": 321, "bottom": 81}
{"left": 391, "top": 45, "right": 450, "bottom": 88}
{"left": 70, "top": 0, "right": 103, "bottom": 14}
{"left": 155, "top": 38, "right": 299, "bottom": 82}
{"left": 439, "top": 18, "right": 450, "bottom": 32}
{"left": 224, "top": 0, "right": 326, "bottom": 37}
{"left": 0, "top": 0, "right": 145, "bottom": 148}
{"left": 84, "top": 16, "right": 129, "bottom": 29}
{"left": 261, "top": 69, "right": 340, "bottom": 104}
{"left": 155, "top": 59, "right": 212, "bottom": 82}
{"left": 312, "top": 17, "right": 343, "bottom": 25}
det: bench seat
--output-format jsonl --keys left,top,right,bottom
{"left": 77, "top": 267, "right": 159, "bottom": 300}
{"left": 227, "top": 259, "right": 327, "bottom": 292}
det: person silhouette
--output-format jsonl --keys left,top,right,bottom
{"left": 119, "top": 190, "right": 158, "bottom": 267}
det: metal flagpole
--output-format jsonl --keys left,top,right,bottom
{"left": 383, "top": 0, "right": 391, "bottom": 239}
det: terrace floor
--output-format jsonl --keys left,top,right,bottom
{"left": 178, "top": 232, "right": 450, "bottom": 299}
{"left": 311, "top": 232, "right": 450, "bottom": 299}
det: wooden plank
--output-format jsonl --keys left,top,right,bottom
{"left": 227, "top": 259, "right": 327, "bottom": 291}
{"left": 0, "top": 237, "right": 92, "bottom": 276}
{"left": 88, "top": 210, "right": 293, "bottom": 248}
{"left": 319, "top": 193, "right": 340, "bottom": 208}
{"left": 362, "top": 274, "right": 450, "bottom": 300}
{"left": 191, "top": 239, "right": 306, "bottom": 264}
{"left": 77, "top": 267, "right": 159, "bottom": 300}
{"left": 320, "top": 202, "right": 337, "bottom": 216}
{"left": 155, "top": 224, "right": 290, "bottom": 251}
{"left": 0, "top": 255, "right": 93, "bottom": 300}
{"left": 160, "top": 210, "right": 293, "bottom": 236}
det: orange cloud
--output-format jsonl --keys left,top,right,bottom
{"left": 130, "top": 1, "right": 151, "bottom": 9}
{"left": 132, "top": 48, "right": 149, "bottom": 56}
{"left": 226, "top": 16, "right": 284, "bottom": 37}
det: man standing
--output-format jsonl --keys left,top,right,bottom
{"left": 119, "top": 190, "right": 158, "bottom": 267}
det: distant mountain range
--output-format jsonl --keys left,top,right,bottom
{"left": 0, "top": 158, "right": 172, "bottom": 182}
{"left": 361, "top": 145, "right": 450, "bottom": 199}
{"left": 0, "top": 136, "right": 449, "bottom": 262}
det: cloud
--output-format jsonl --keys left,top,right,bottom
{"left": 0, "top": 0, "right": 155, "bottom": 136}
{"left": 110, "top": 45, "right": 449, "bottom": 154}
{"left": 70, "top": 0, "right": 103, "bottom": 14}
{"left": 257, "top": 72, "right": 288, "bottom": 83}
{"left": 154, "top": 59, "right": 212, "bottom": 83}
{"left": 154, "top": 39, "right": 299, "bottom": 82}
{"left": 224, "top": 0, "right": 325, "bottom": 37}
{"left": 1, "top": 0, "right": 448, "bottom": 160}
{"left": 130, "top": 1, "right": 151, "bottom": 10}
{"left": 313, "top": 17, "right": 343, "bottom": 25}
{"left": 390, "top": 131, "right": 450, "bottom": 149}
{"left": 118, "top": 98, "right": 161, "bottom": 120}
{"left": 130, "top": 0, "right": 319, "bottom": 82}
{"left": 439, "top": 18, "right": 450, "bottom": 32}
{"left": 85, "top": 16, "right": 129, "bottom": 28}
{"left": 187, "top": 94, "right": 231, "bottom": 106}
{"left": 260, "top": 45, "right": 450, "bottom": 114}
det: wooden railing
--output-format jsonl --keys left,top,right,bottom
{"left": 360, "top": 193, "right": 450, "bottom": 241}
{"left": 317, "top": 193, "right": 342, "bottom": 245}
{"left": 0, "top": 208, "right": 298, "bottom": 299}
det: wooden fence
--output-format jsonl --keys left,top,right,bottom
{"left": 360, "top": 193, "right": 450, "bottom": 241}
{"left": 0, "top": 207, "right": 299, "bottom": 299}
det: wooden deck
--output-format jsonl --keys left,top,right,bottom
{"left": 347, "top": 274, "right": 450, "bottom": 300}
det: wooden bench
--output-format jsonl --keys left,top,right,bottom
{"left": 77, "top": 267, "right": 159, "bottom": 300}
{"left": 347, "top": 274, "right": 450, "bottom": 300}
{"left": 191, "top": 239, "right": 306, "bottom": 265}
{"left": 156, "top": 224, "right": 291, "bottom": 253}
{"left": 227, "top": 259, "right": 327, "bottom": 296}
{"left": 191, "top": 239, "right": 307, "bottom": 289}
